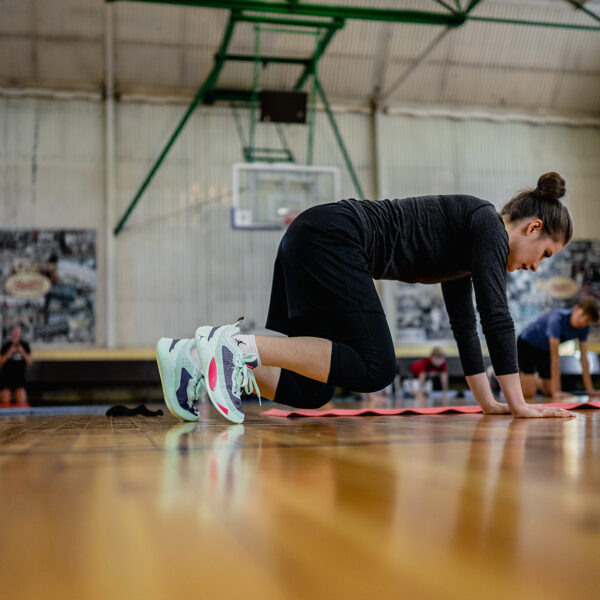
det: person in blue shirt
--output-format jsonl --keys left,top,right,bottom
{"left": 518, "top": 299, "right": 600, "bottom": 399}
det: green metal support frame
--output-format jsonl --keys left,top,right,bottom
{"left": 113, "top": 11, "right": 239, "bottom": 235}
{"left": 243, "top": 23, "right": 323, "bottom": 164}
{"left": 111, "top": 0, "right": 600, "bottom": 234}
{"left": 108, "top": 1, "right": 467, "bottom": 27}
{"left": 107, "top": 0, "right": 600, "bottom": 31}
{"left": 113, "top": 7, "right": 350, "bottom": 234}
{"left": 315, "top": 76, "right": 364, "bottom": 199}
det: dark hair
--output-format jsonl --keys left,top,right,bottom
{"left": 500, "top": 172, "right": 573, "bottom": 245}
{"left": 578, "top": 297, "right": 600, "bottom": 323}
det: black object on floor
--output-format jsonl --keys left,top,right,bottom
{"left": 106, "top": 404, "right": 164, "bottom": 417}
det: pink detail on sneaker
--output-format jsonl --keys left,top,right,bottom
{"left": 248, "top": 364, "right": 254, "bottom": 370}
{"left": 217, "top": 403, "right": 229, "bottom": 415}
{"left": 209, "top": 358, "right": 217, "bottom": 391}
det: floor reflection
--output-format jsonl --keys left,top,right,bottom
{"left": 160, "top": 420, "right": 260, "bottom": 517}
{"left": 451, "top": 417, "right": 530, "bottom": 563}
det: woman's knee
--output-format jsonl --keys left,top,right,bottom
{"left": 360, "top": 352, "right": 398, "bottom": 392}
{"left": 297, "top": 384, "right": 335, "bottom": 409}
{"left": 275, "top": 371, "right": 335, "bottom": 409}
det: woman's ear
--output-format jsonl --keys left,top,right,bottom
{"left": 526, "top": 218, "right": 543, "bottom": 235}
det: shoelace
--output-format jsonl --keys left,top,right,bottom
{"left": 190, "top": 377, "right": 206, "bottom": 406}
{"left": 185, "top": 340, "right": 206, "bottom": 408}
{"left": 232, "top": 352, "right": 262, "bottom": 406}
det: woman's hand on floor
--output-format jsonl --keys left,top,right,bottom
{"left": 513, "top": 404, "right": 575, "bottom": 418}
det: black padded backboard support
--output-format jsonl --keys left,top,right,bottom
{"left": 259, "top": 90, "right": 308, "bottom": 123}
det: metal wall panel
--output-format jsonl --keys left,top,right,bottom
{"left": 377, "top": 112, "right": 600, "bottom": 225}
{"left": 1, "top": 93, "right": 598, "bottom": 348}
{"left": 2, "top": 1, "right": 599, "bottom": 113}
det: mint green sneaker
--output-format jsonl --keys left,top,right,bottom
{"left": 156, "top": 337, "right": 206, "bottom": 422}
{"left": 195, "top": 321, "right": 260, "bottom": 424}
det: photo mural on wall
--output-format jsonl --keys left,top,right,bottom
{"left": 394, "top": 240, "right": 600, "bottom": 346}
{"left": 0, "top": 229, "right": 96, "bottom": 344}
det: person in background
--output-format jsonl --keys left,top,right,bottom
{"left": 404, "top": 347, "right": 449, "bottom": 396}
{"left": 518, "top": 298, "right": 600, "bottom": 399}
{"left": 0, "top": 324, "right": 33, "bottom": 405}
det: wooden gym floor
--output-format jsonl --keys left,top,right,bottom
{"left": 1, "top": 398, "right": 599, "bottom": 600}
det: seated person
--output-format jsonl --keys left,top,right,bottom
{"left": 518, "top": 298, "right": 600, "bottom": 399}
{"left": 403, "top": 347, "right": 449, "bottom": 395}
{"left": 0, "top": 324, "right": 33, "bottom": 405}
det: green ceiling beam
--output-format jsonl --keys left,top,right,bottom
{"left": 464, "top": 0, "right": 484, "bottom": 12}
{"left": 234, "top": 13, "right": 343, "bottom": 29}
{"left": 315, "top": 76, "right": 364, "bottom": 199}
{"left": 107, "top": 1, "right": 600, "bottom": 31}
{"left": 563, "top": 0, "right": 600, "bottom": 25}
{"left": 222, "top": 54, "right": 311, "bottom": 66}
{"left": 466, "top": 15, "right": 600, "bottom": 31}
{"left": 106, "top": 1, "right": 466, "bottom": 27}
{"left": 294, "top": 22, "right": 342, "bottom": 91}
{"left": 432, "top": 0, "right": 457, "bottom": 13}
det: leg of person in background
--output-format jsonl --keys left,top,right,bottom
{"left": 520, "top": 372, "right": 538, "bottom": 398}
{"left": 422, "top": 377, "right": 433, "bottom": 395}
{"left": 1, "top": 388, "right": 11, "bottom": 405}
{"left": 539, "top": 378, "right": 554, "bottom": 397}
{"left": 14, "top": 387, "right": 27, "bottom": 405}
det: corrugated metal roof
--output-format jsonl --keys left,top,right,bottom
{"left": 0, "top": 0, "right": 598, "bottom": 114}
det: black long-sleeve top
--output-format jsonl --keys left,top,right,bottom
{"left": 339, "top": 196, "right": 517, "bottom": 376}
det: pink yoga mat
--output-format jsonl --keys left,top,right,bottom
{"left": 261, "top": 400, "right": 600, "bottom": 418}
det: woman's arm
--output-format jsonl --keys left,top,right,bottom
{"left": 497, "top": 372, "right": 574, "bottom": 417}
{"left": 466, "top": 372, "right": 574, "bottom": 417}
{"left": 465, "top": 372, "right": 510, "bottom": 414}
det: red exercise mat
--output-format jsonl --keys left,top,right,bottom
{"left": 261, "top": 400, "right": 600, "bottom": 418}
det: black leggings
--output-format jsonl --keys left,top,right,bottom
{"left": 273, "top": 311, "right": 397, "bottom": 409}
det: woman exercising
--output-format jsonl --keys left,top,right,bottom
{"left": 157, "top": 172, "right": 575, "bottom": 423}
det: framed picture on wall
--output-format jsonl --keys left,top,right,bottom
{"left": 0, "top": 229, "right": 96, "bottom": 345}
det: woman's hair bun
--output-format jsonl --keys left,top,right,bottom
{"left": 536, "top": 172, "right": 566, "bottom": 200}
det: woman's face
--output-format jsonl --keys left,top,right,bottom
{"left": 505, "top": 218, "right": 564, "bottom": 273}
